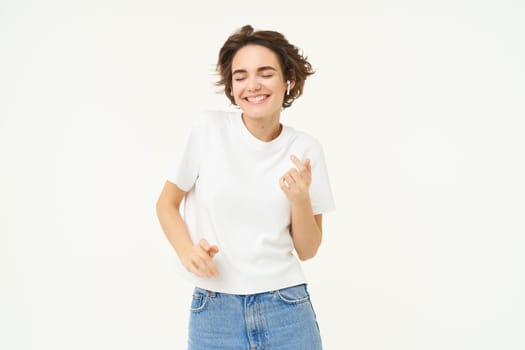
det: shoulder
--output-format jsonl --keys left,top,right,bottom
{"left": 288, "top": 127, "right": 324, "bottom": 154}
{"left": 285, "top": 126, "right": 329, "bottom": 162}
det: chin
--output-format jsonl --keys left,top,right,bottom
{"left": 241, "top": 104, "right": 281, "bottom": 120}
{"left": 241, "top": 108, "right": 267, "bottom": 119}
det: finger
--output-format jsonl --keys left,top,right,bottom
{"left": 194, "top": 253, "right": 218, "bottom": 278}
{"left": 279, "top": 177, "right": 287, "bottom": 191}
{"left": 199, "top": 239, "right": 219, "bottom": 257}
{"left": 290, "top": 155, "right": 305, "bottom": 171}
{"left": 284, "top": 173, "right": 295, "bottom": 186}
{"left": 184, "top": 261, "right": 198, "bottom": 275}
{"left": 305, "top": 158, "right": 311, "bottom": 172}
{"left": 184, "top": 243, "right": 218, "bottom": 278}
{"left": 288, "top": 168, "right": 301, "bottom": 182}
{"left": 280, "top": 175, "right": 287, "bottom": 187}
{"left": 203, "top": 245, "right": 220, "bottom": 276}
{"left": 210, "top": 264, "right": 219, "bottom": 277}
{"left": 201, "top": 260, "right": 219, "bottom": 278}
{"left": 197, "top": 240, "right": 219, "bottom": 277}
{"left": 189, "top": 259, "right": 205, "bottom": 277}
{"left": 208, "top": 245, "right": 219, "bottom": 257}
{"left": 199, "top": 238, "right": 211, "bottom": 251}
{"left": 280, "top": 175, "right": 292, "bottom": 190}
{"left": 206, "top": 260, "right": 219, "bottom": 277}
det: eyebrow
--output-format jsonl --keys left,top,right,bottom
{"left": 232, "top": 66, "right": 277, "bottom": 75}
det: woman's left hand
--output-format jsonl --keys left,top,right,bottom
{"left": 280, "top": 155, "right": 312, "bottom": 205}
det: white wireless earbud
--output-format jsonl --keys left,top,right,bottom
{"left": 286, "top": 80, "right": 291, "bottom": 96}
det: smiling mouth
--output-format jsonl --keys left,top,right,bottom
{"left": 245, "top": 95, "right": 269, "bottom": 103}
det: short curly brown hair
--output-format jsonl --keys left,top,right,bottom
{"left": 216, "top": 25, "right": 314, "bottom": 109}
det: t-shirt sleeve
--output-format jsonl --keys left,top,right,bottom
{"left": 165, "top": 115, "right": 206, "bottom": 192}
{"left": 308, "top": 142, "right": 336, "bottom": 215}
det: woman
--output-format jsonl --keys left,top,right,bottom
{"left": 156, "top": 24, "right": 335, "bottom": 350}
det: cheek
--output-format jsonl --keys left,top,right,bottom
{"left": 231, "top": 86, "right": 243, "bottom": 104}
{"left": 232, "top": 86, "right": 239, "bottom": 98}
{"left": 231, "top": 82, "right": 242, "bottom": 95}
{"left": 268, "top": 79, "right": 286, "bottom": 93}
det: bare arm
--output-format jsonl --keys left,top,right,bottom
{"left": 290, "top": 202, "right": 323, "bottom": 261}
{"left": 280, "top": 155, "right": 323, "bottom": 261}
{"left": 155, "top": 181, "right": 219, "bottom": 277}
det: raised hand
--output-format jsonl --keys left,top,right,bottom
{"left": 280, "top": 155, "right": 312, "bottom": 205}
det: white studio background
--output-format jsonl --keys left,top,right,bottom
{"left": 1, "top": 1, "right": 524, "bottom": 349}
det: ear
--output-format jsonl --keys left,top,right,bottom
{"left": 286, "top": 70, "right": 296, "bottom": 90}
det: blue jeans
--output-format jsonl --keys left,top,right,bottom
{"left": 188, "top": 284, "right": 323, "bottom": 350}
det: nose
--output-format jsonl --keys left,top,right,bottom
{"left": 246, "top": 77, "right": 261, "bottom": 92}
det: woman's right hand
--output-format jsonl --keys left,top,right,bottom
{"left": 180, "top": 239, "right": 220, "bottom": 278}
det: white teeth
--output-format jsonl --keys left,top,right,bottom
{"left": 247, "top": 95, "right": 267, "bottom": 102}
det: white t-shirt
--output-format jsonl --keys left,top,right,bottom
{"left": 167, "top": 110, "right": 335, "bottom": 294}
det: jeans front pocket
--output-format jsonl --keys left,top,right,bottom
{"left": 190, "top": 287, "right": 212, "bottom": 313}
{"left": 276, "top": 284, "right": 310, "bottom": 305}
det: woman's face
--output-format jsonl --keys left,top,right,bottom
{"left": 231, "top": 44, "right": 288, "bottom": 121}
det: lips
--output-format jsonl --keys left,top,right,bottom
{"left": 244, "top": 95, "right": 269, "bottom": 103}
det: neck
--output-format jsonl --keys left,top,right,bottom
{"left": 241, "top": 113, "right": 282, "bottom": 142}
